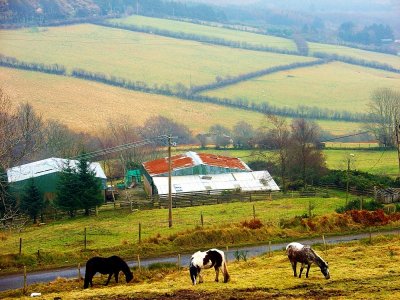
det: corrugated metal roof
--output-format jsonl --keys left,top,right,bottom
{"left": 152, "top": 171, "right": 279, "bottom": 195}
{"left": 143, "top": 151, "right": 250, "bottom": 176}
{"left": 7, "top": 157, "right": 107, "bottom": 183}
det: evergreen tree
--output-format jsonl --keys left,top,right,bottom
{"left": 20, "top": 178, "right": 44, "bottom": 223}
{"left": 76, "top": 156, "right": 103, "bottom": 216}
{"left": 55, "top": 161, "right": 80, "bottom": 217}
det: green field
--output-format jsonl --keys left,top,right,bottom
{"left": 0, "top": 67, "right": 363, "bottom": 136}
{"left": 324, "top": 149, "right": 399, "bottom": 177}
{"left": 0, "top": 24, "right": 313, "bottom": 88}
{"left": 0, "top": 196, "right": 346, "bottom": 272}
{"left": 202, "top": 62, "right": 400, "bottom": 113}
{"left": 309, "top": 42, "right": 400, "bottom": 69}
{"left": 2, "top": 235, "right": 400, "bottom": 299}
{"left": 193, "top": 148, "right": 399, "bottom": 177}
{"left": 108, "top": 15, "right": 297, "bottom": 51}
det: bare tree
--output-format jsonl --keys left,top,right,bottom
{"left": 0, "top": 88, "right": 42, "bottom": 229}
{"left": 367, "top": 88, "right": 400, "bottom": 147}
{"left": 232, "top": 121, "right": 255, "bottom": 149}
{"left": 264, "top": 115, "right": 291, "bottom": 191}
{"left": 289, "top": 119, "right": 326, "bottom": 187}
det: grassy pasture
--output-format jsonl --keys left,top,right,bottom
{"left": 0, "top": 195, "right": 346, "bottom": 274}
{"left": 0, "top": 67, "right": 363, "bottom": 136}
{"left": 324, "top": 149, "right": 399, "bottom": 177}
{"left": 0, "top": 24, "right": 313, "bottom": 88}
{"left": 2, "top": 235, "right": 400, "bottom": 299}
{"left": 188, "top": 148, "right": 398, "bottom": 177}
{"left": 108, "top": 15, "right": 297, "bottom": 51}
{"left": 202, "top": 61, "right": 400, "bottom": 113}
{"left": 309, "top": 41, "right": 400, "bottom": 69}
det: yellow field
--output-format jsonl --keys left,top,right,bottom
{"left": 203, "top": 62, "right": 400, "bottom": 113}
{"left": 309, "top": 42, "right": 400, "bottom": 69}
{"left": 0, "top": 67, "right": 364, "bottom": 136}
{"left": 2, "top": 235, "right": 400, "bottom": 299}
{"left": 0, "top": 24, "right": 313, "bottom": 88}
{"left": 109, "top": 15, "right": 297, "bottom": 51}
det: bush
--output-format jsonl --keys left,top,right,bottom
{"left": 241, "top": 218, "right": 263, "bottom": 229}
{"left": 336, "top": 199, "right": 383, "bottom": 213}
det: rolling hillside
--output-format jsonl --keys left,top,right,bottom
{"left": 0, "top": 67, "right": 362, "bottom": 136}
{"left": 202, "top": 61, "right": 400, "bottom": 113}
{"left": 0, "top": 24, "right": 314, "bottom": 90}
{"left": 107, "top": 15, "right": 297, "bottom": 51}
{"left": 1, "top": 15, "right": 399, "bottom": 137}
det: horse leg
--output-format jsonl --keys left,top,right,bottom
{"left": 214, "top": 266, "right": 219, "bottom": 282}
{"left": 306, "top": 264, "right": 311, "bottom": 278}
{"left": 199, "top": 271, "right": 204, "bottom": 283}
{"left": 291, "top": 261, "right": 297, "bottom": 277}
{"left": 114, "top": 272, "right": 119, "bottom": 283}
{"left": 299, "top": 264, "right": 305, "bottom": 278}
{"left": 83, "top": 274, "right": 90, "bottom": 289}
{"left": 105, "top": 273, "right": 112, "bottom": 285}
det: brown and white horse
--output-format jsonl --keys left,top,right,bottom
{"left": 286, "top": 242, "right": 330, "bottom": 279}
{"left": 189, "top": 248, "right": 230, "bottom": 285}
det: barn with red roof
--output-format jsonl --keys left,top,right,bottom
{"left": 142, "top": 151, "right": 279, "bottom": 196}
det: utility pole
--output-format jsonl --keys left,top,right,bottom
{"left": 168, "top": 135, "right": 173, "bottom": 228}
{"left": 346, "top": 153, "right": 354, "bottom": 206}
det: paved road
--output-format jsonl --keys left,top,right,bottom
{"left": 1, "top": 229, "right": 398, "bottom": 291}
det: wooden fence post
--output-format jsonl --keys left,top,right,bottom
{"left": 138, "top": 223, "right": 142, "bottom": 244}
{"left": 268, "top": 241, "right": 271, "bottom": 257}
{"left": 178, "top": 254, "right": 181, "bottom": 270}
{"left": 201, "top": 212, "right": 204, "bottom": 227}
{"left": 225, "top": 246, "right": 229, "bottom": 263}
{"left": 95, "top": 206, "right": 98, "bottom": 216}
{"left": 137, "top": 255, "right": 141, "bottom": 271}
{"left": 78, "top": 263, "right": 81, "bottom": 280}
{"left": 253, "top": 205, "right": 256, "bottom": 220}
{"left": 23, "top": 265, "right": 27, "bottom": 294}
{"left": 19, "top": 237, "right": 22, "bottom": 255}
{"left": 322, "top": 235, "right": 327, "bottom": 254}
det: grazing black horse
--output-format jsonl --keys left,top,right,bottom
{"left": 83, "top": 255, "right": 133, "bottom": 289}
{"left": 286, "top": 242, "right": 330, "bottom": 279}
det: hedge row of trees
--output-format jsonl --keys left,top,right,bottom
{"left": 94, "top": 21, "right": 300, "bottom": 56}
{"left": 313, "top": 52, "right": 400, "bottom": 74}
{"left": 190, "top": 60, "right": 325, "bottom": 94}
{"left": 71, "top": 66, "right": 370, "bottom": 123}
{"left": 0, "top": 54, "right": 66, "bottom": 75}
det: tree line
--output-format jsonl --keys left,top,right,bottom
{"left": 0, "top": 53, "right": 371, "bottom": 123}
{"left": 312, "top": 52, "right": 400, "bottom": 74}
{"left": 190, "top": 60, "right": 325, "bottom": 94}
{"left": 71, "top": 66, "right": 370, "bottom": 123}
{"left": 0, "top": 0, "right": 226, "bottom": 25}
{"left": 0, "top": 54, "right": 66, "bottom": 75}
{"left": 93, "top": 21, "right": 300, "bottom": 56}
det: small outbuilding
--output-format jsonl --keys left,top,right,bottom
{"left": 142, "top": 151, "right": 279, "bottom": 196}
{"left": 7, "top": 157, "right": 107, "bottom": 202}
{"left": 376, "top": 188, "right": 400, "bottom": 204}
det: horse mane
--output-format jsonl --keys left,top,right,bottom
{"left": 113, "top": 256, "right": 131, "bottom": 275}
{"left": 309, "top": 248, "right": 327, "bottom": 268}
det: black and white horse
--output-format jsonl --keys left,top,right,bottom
{"left": 286, "top": 242, "right": 330, "bottom": 279}
{"left": 83, "top": 255, "right": 133, "bottom": 289}
{"left": 189, "top": 248, "right": 230, "bottom": 285}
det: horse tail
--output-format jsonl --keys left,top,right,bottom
{"left": 222, "top": 253, "right": 230, "bottom": 283}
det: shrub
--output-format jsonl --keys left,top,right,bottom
{"left": 336, "top": 199, "right": 383, "bottom": 213}
{"left": 241, "top": 218, "right": 263, "bottom": 229}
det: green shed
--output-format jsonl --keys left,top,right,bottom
{"left": 7, "top": 157, "right": 107, "bottom": 201}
